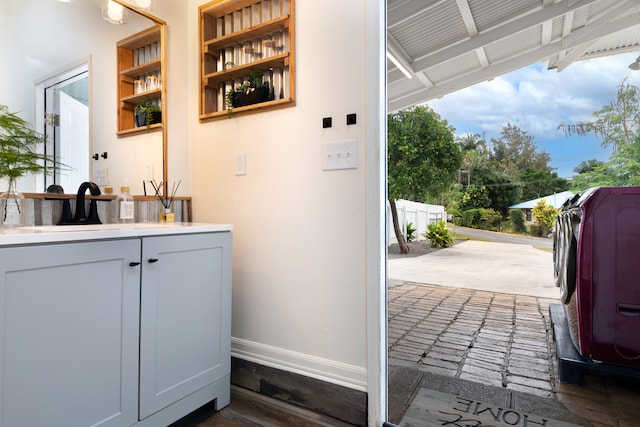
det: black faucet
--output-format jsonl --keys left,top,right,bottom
{"left": 54, "top": 182, "right": 104, "bottom": 225}
{"left": 73, "top": 181, "right": 102, "bottom": 224}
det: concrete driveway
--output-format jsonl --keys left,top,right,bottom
{"left": 388, "top": 240, "right": 559, "bottom": 299}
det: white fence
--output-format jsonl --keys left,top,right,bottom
{"left": 387, "top": 199, "right": 446, "bottom": 245}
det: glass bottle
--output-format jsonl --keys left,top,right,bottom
{"left": 103, "top": 186, "right": 115, "bottom": 223}
{"left": 0, "top": 180, "right": 25, "bottom": 227}
{"left": 116, "top": 185, "right": 135, "bottom": 223}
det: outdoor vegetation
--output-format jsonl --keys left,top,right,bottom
{"left": 388, "top": 78, "right": 640, "bottom": 252}
{"left": 424, "top": 221, "right": 453, "bottom": 248}
{"left": 560, "top": 78, "right": 640, "bottom": 189}
{"left": 388, "top": 106, "right": 462, "bottom": 253}
{"left": 405, "top": 222, "right": 417, "bottom": 243}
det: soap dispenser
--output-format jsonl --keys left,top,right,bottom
{"left": 116, "top": 185, "right": 135, "bottom": 223}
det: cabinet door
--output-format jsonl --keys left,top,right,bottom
{"left": 0, "top": 239, "right": 141, "bottom": 427}
{"left": 139, "top": 232, "right": 231, "bottom": 418}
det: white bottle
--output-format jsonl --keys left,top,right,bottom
{"left": 116, "top": 185, "right": 135, "bottom": 223}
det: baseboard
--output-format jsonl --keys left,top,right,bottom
{"left": 231, "top": 357, "right": 368, "bottom": 426}
{"left": 231, "top": 337, "right": 367, "bottom": 390}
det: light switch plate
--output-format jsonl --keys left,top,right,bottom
{"left": 322, "top": 140, "right": 358, "bottom": 171}
{"left": 235, "top": 152, "right": 247, "bottom": 176}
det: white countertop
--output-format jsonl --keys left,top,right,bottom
{"left": 0, "top": 222, "right": 233, "bottom": 246}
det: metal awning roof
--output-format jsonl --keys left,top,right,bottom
{"left": 509, "top": 190, "right": 575, "bottom": 208}
{"left": 387, "top": 0, "right": 640, "bottom": 112}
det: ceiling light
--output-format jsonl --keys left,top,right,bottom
{"left": 629, "top": 56, "right": 640, "bottom": 70}
{"left": 132, "top": 0, "right": 156, "bottom": 11}
{"left": 386, "top": 51, "right": 413, "bottom": 79}
{"left": 102, "top": 0, "right": 128, "bottom": 24}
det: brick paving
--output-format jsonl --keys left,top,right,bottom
{"left": 389, "top": 283, "right": 557, "bottom": 397}
{"left": 388, "top": 282, "right": 640, "bottom": 427}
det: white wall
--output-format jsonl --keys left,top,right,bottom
{"left": 0, "top": 1, "right": 6, "bottom": 100}
{"left": 188, "top": 0, "right": 376, "bottom": 393}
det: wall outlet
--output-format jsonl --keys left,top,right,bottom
{"left": 94, "top": 168, "right": 109, "bottom": 185}
{"left": 235, "top": 152, "right": 247, "bottom": 176}
{"left": 322, "top": 140, "right": 358, "bottom": 171}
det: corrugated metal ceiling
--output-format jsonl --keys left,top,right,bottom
{"left": 388, "top": 0, "right": 640, "bottom": 112}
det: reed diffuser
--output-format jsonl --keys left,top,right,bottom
{"left": 149, "top": 179, "right": 181, "bottom": 222}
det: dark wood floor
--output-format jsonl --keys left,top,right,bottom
{"left": 171, "top": 386, "right": 357, "bottom": 427}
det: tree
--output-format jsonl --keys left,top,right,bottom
{"left": 456, "top": 132, "right": 488, "bottom": 154}
{"left": 388, "top": 106, "right": 462, "bottom": 253}
{"left": 460, "top": 185, "right": 491, "bottom": 211}
{"left": 469, "top": 164, "right": 522, "bottom": 215}
{"left": 489, "top": 123, "right": 552, "bottom": 176}
{"left": 558, "top": 78, "right": 640, "bottom": 149}
{"left": 571, "top": 161, "right": 617, "bottom": 191}
{"left": 456, "top": 133, "right": 489, "bottom": 187}
{"left": 520, "top": 168, "right": 570, "bottom": 201}
{"left": 571, "top": 141, "right": 640, "bottom": 191}
{"left": 573, "top": 159, "right": 605, "bottom": 175}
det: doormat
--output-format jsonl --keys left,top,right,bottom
{"left": 401, "top": 388, "right": 582, "bottom": 427}
{"left": 388, "top": 366, "right": 425, "bottom": 424}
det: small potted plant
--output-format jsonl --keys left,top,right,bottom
{"left": 0, "top": 104, "right": 62, "bottom": 226}
{"left": 134, "top": 101, "right": 162, "bottom": 129}
{"left": 225, "top": 70, "right": 272, "bottom": 116}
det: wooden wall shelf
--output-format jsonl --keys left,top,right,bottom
{"left": 199, "top": 0, "right": 295, "bottom": 121}
{"left": 117, "top": 24, "right": 165, "bottom": 134}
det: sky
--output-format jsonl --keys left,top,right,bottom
{"left": 426, "top": 51, "right": 640, "bottom": 178}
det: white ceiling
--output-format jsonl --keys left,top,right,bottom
{"left": 387, "top": 0, "right": 640, "bottom": 112}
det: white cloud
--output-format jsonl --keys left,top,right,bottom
{"left": 424, "top": 52, "right": 640, "bottom": 177}
{"left": 427, "top": 52, "right": 640, "bottom": 141}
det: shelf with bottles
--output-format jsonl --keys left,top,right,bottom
{"left": 120, "top": 88, "right": 162, "bottom": 109}
{"left": 202, "top": 15, "right": 288, "bottom": 55}
{"left": 118, "top": 25, "right": 162, "bottom": 69}
{"left": 120, "top": 59, "right": 161, "bottom": 79}
{"left": 117, "top": 24, "right": 164, "bottom": 135}
{"left": 199, "top": 0, "right": 295, "bottom": 120}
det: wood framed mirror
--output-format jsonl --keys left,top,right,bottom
{"left": 1, "top": 0, "right": 168, "bottom": 196}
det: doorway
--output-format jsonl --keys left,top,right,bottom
{"left": 36, "top": 62, "right": 90, "bottom": 192}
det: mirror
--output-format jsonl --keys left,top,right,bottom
{"left": 0, "top": 0, "right": 167, "bottom": 195}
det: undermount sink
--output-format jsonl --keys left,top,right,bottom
{"left": 19, "top": 223, "right": 167, "bottom": 233}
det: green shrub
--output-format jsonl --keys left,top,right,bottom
{"left": 424, "top": 220, "right": 453, "bottom": 248}
{"left": 405, "top": 222, "right": 417, "bottom": 243}
{"left": 480, "top": 209, "right": 503, "bottom": 231}
{"left": 460, "top": 185, "right": 491, "bottom": 210}
{"left": 529, "top": 224, "right": 545, "bottom": 237}
{"left": 459, "top": 208, "right": 503, "bottom": 230}
{"left": 508, "top": 209, "right": 527, "bottom": 234}
{"left": 459, "top": 209, "right": 482, "bottom": 228}
{"left": 532, "top": 200, "right": 558, "bottom": 236}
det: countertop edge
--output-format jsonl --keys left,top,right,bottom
{"left": 0, "top": 222, "right": 233, "bottom": 246}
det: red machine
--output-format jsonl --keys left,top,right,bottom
{"left": 553, "top": 187, "right": 640, "bottom": 377}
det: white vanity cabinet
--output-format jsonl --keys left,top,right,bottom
{"left": 0, "top": 226, "right": 232, "bottom": 427}
{"left": 0, "top": 239, "right": 141, "bottom": 427}
{"left": 139, "top": 233, "right": 232, "bottom": 420}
